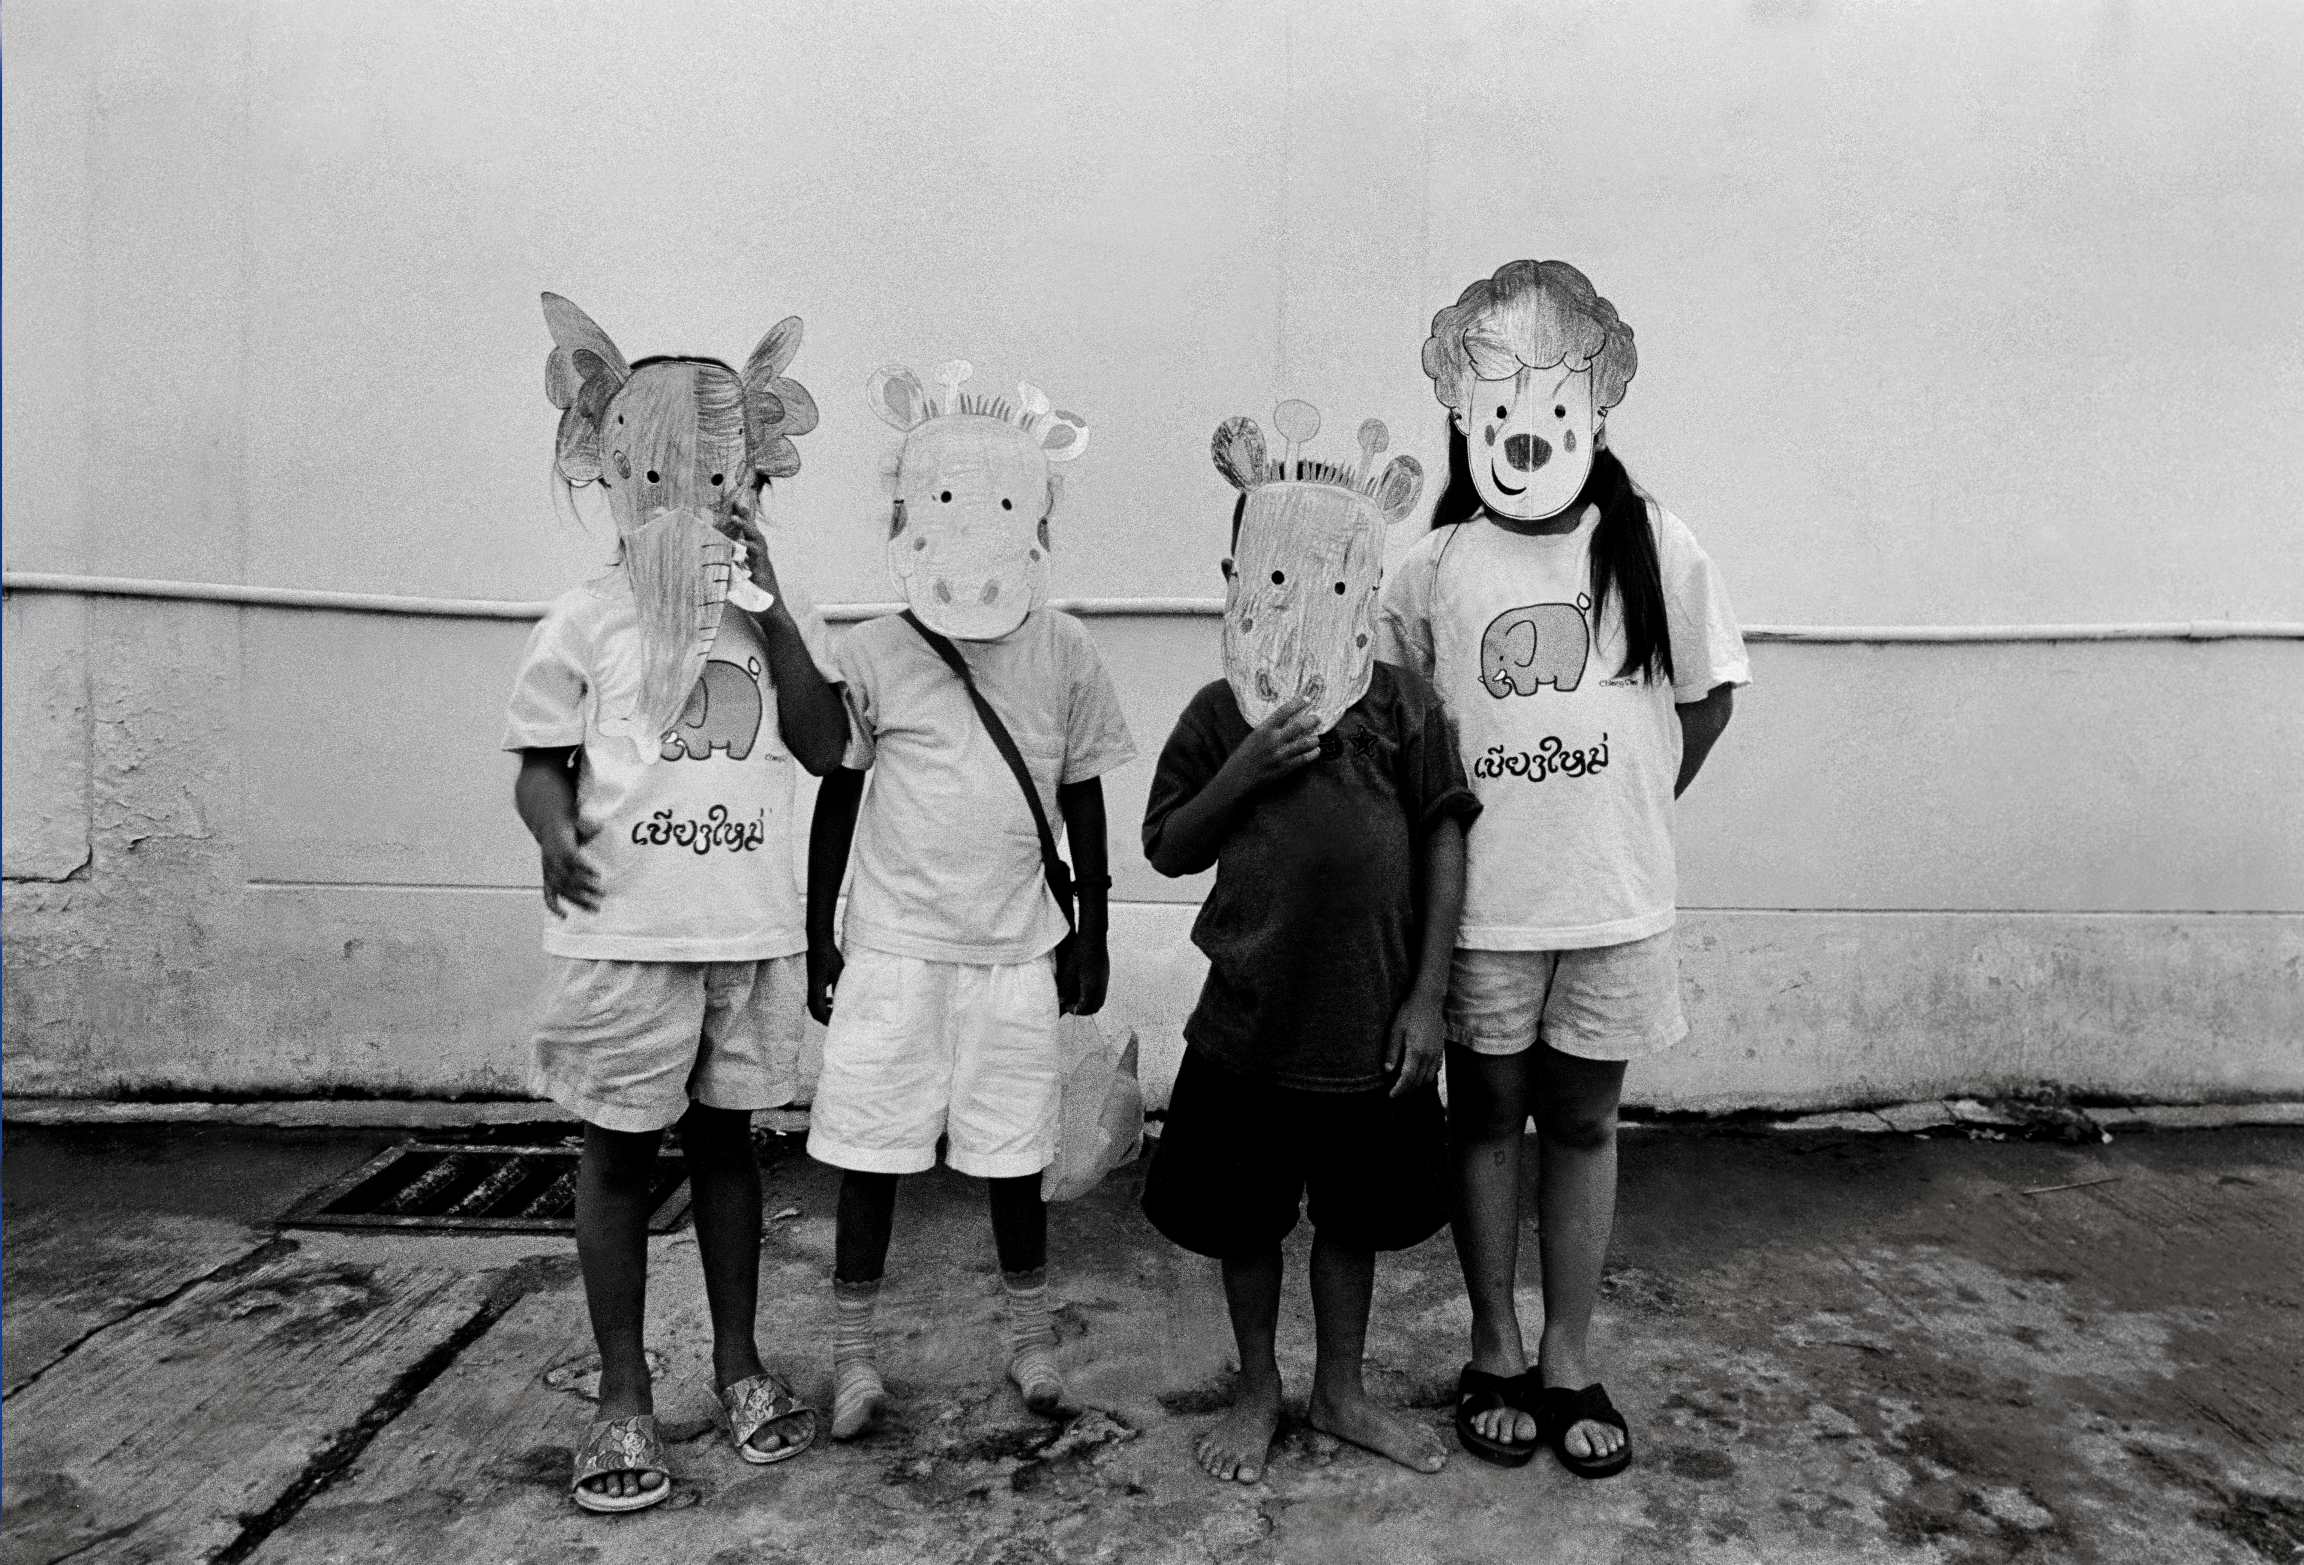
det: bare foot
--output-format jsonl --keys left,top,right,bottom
{"left": 1195, "top": 1379, "right": 1283, "bottom": 1484}
{"left": 1308, "top": 1386, "right": 1447, "bottom": 1474}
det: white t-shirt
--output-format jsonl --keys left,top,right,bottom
{"left": 502, "top": 571, "right": 836, "bottom": 962}
{"left": 836, "top": 609, "right": 1137, "bottom": 965}
{"left": 1380, "top": 501, "right": 1749, "bottom": 949}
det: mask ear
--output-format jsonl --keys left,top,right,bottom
{"left": 743, "top": 316, "right": 817, "bottom": 481}
{"left": 1038, "top": 409, "right": 1090, "bottom": 463}
{"left": 1373, "top": 455, "right": 1425, "bottom": 525}
{"left": 1211, "top": 417, "right": 1266, "bottom": 490}
{"left": 541, "top": 293, "right": 630, "bottom": 485}
{"left": 866, "top": 365, "right": 931, "bottom": 433}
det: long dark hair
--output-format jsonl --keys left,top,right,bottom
{"left": 1428, "top": 422, "right": 1674, "bottom": 685}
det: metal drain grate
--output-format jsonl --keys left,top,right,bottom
{"left": 277, "top": 1143, "right": 690, "bottom": 1235}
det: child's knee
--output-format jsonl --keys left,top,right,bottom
{"left": 676, "top": 1103, "right": 757, "bottom": 1169}
{"left": 1534, "top": 1102, "right": 1617, "bottom": 1151}
{"left": 583, "top": 1123, "right": 663, "bottom": 1184}
{"left": 1448, "top": 1088, "right": 1529, "bottom": 1146}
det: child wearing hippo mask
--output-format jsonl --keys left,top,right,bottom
{"left": 803, "top": 360, "right": 1135, "bottom": 1440}
{"left": 1379, "top": 260, "right": 1749, "bottom": 1479}
{"left": 504, "top": 295, "right": 849, "bottom": 1512}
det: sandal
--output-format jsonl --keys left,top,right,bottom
{"left": 570, "top": 1413, "right": 672, "bottom": 1513}
{"left": 720, "top": 1371, "right": 818, "bottom": 1465}
{"left": 1535, "top": 1381, "right": 1632, "bottom": 1480}
{"left": 1453, "top": 1364, "right": 1539, "bottom": 1467}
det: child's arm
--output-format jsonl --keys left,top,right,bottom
{"left": 1142, "top": 697, "right": 1321, "bottom": 878}
{"left": 1674, "top": 684, "right": 1735, "bottom": 798}
{"left": 805, "top": 767, "right": 866, "bottom": 1023}
{"left": 1388, "top": 814, "right": 1465, "bottom": 1097}
{"left": 724, "top": 513, "right": 849, "bottom": 776}
{"left": 514, "top": 748, "right": 602, "bottom": 917}
{"left": 1055, "top": 778, "right": 1110, "bottom": 1015}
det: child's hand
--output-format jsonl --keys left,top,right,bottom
{"left": 1060, "top": 936, "right": 1110, "bottom": 1016}
{"left": 718, "top": 509, "right": 783, "bottom": 610}
{"left": 1222, "top": 696, "right": 1322, "bottom": 792}
{"left": 807, "top": 938, "right": 844, "bottom": 1026}
{"left": 539, "top": 825, "right": 602, "bottom": 918}
{"left": 1385, "top": 995, "right": 1444, "bottom": 1097}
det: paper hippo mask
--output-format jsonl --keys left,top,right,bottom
{"left": 866, "top": 359, "right": 1089, "bottom": 641}
{"left": 541, "top": 293, "right": 818, "bottom": 758}
{"left": 1212, "top": 401, "right": 1424, "bottom": 733}
{"left": 1422, "top": 259, "right": 1637, "bottom": 523}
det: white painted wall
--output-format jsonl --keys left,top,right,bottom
{"left": 6, "top": 0, "right": 2303, "bottom": 1106}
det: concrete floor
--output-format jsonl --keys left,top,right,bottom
{"left": 4, "top": 1117, "right": 2302, "bottom": 1564}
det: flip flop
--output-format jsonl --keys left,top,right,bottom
{"left": 1453, "top": 1364, "right": 1538, "bottom": 1467}
{"left": 1535, "top": 1381, "right": 1632, "bottom": 1480}
{"left": 720, "top": 1371, "right": 818, "bottom": 1465}
{"left": 570, "top": 1413, "right": 672, "bottom": 1513}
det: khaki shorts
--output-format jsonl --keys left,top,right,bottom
{"left": 531, "top": 954, "right": 808, "bottom": 1133}
{"left": 1444, "top": 930, "right": 1688, "bottom": 1063}
{"left": 806, "top": 946, "right": 1061, "bottom": 1179}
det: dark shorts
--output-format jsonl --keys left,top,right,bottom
{"left": 1141, "top": 1047, "right": 1450, "bottom": 1258}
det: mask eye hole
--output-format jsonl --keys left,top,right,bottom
{"left": 1495, "top": 405, "right": 1508, "bottom": 419}
{"left": 1270, "top": 570, "right": 1286, "bottom": 586}
{"left": 1554, "top": 406, "right": 1566, "bottom": 419}
{"left": 939, "top": 490, "right": 953, "bottom": 503}
{"left": 1333, "top": 582, "right": 1347, "bottom": 594}
{"left": 710, "top": 473, "right": 724, "bottom": 486}
{"left": 645, "top": 469, "right": 660, "bottom": 484}
{"left": 1001, "top": 498, "right": 1013, "bottom": 511}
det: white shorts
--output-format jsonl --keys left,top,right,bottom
{"left": 531, "top": 955, "right": 807, "bottom": 1133}
{"left": 1444, "top": 931, "right": 1688, "bottom": 1063}
{"left": 806, "top": 946, "right": 1061, "bottom": 1179}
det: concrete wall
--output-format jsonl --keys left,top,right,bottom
{"left": 6, "top": 0, "right": 2303, "bottom": 1108}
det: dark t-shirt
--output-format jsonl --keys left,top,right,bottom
{"left": 1142, "top": 662, "right": 1481, "bottom": 1092}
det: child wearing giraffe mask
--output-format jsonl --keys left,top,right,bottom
{"left": 503, "top": 295, "right": 849, "bottom": 1512}
{"left": 1379, "top": 260, "right": 1750, "bottom": 1479}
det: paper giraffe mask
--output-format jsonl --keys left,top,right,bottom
{"left": 1212, "top": 401, "right": 1424, "bottom": 733}
{"left": 866, "top": 359, "right": 1089, "bottom": 641}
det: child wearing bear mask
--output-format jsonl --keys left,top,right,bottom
{"left": 1380, "top": 261, "right": 1748, "bottom": 1479}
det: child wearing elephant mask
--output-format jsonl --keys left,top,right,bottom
{"left": 503, "top": 294, "right": 849, "bottom": 1512}
{"left": 1378, "top": 260, "right": 1750, "bottom": 1480}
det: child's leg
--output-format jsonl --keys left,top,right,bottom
{"left": 1445, "top": 1042, "right": 1539, "bottom": 1448}
{"left": 677, "top": 1102, "right": 810, "bottom": 1456}
{"left": 574, "top": 1120, "right": 667, "bottom": 1503}
{"left": 1197, "top": 1249, "right": 1284, "bottom": 1483}
{"left": 830, "top": 1169, "right": 898, "bottom": 1439}
{"left": 1530, "top": 1045, "right": 1629, "bottom": 1462}
{"left": 986, "top": 1174, "right": 1062, "bottom": 1412}
{"left": 1304, "top": 1236, "right": 1448, "bottom": 1473}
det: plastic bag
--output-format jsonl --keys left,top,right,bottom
{"left": 1040, "top": 1015, "right": 1145, "bottom": 1203}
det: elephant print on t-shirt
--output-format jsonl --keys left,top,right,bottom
{"left": 660, "top": 658, "right": 764, "bottom": 761}
{"left": 1480, "top": 597, "right": 1592, "bottom": 698}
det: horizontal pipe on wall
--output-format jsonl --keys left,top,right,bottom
{"left": 6, "top": 571, "right": 2304, "bottom": 642}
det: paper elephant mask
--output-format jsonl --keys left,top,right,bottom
{"left": 1213, "top": 401, "right": 1423, "bottom": 733}
{"left": 866, "top": 359, "right": 1089, "bottom": 641}
{"left": 541, "top": 293, "right": 817, "bottom": 757}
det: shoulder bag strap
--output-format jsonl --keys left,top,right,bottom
{"left": 902, "top": 612, "right": 1074, "bottom": 930}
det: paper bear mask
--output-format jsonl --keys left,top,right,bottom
{"left": 541, "top": 293, "right": 817, "bottom": 758}
{"left": 1422, "top": 259, "right": 1636, "bottom": 523}
{"left": 1213, "top": 401, "right": 1424, "bottom": 733}
{"left": 866, "top": 359, "right": 1089, "bottom": 641}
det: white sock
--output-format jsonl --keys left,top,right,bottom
{"left": 1002, "top": 1268, "right": 1063, "bottom": 1413}
{"left": 831, "top": 1279, "right": 886, "bottom": 1440}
